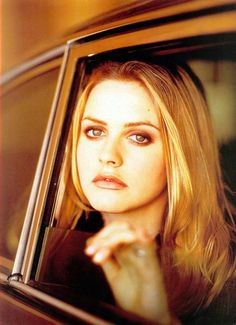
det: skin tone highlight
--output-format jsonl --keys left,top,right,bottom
{"left": 77, "top": 80, "right": 167, "bottom": 242}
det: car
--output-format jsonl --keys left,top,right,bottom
{"left": 1, "top": 1, "right": 236, "bottom": 323}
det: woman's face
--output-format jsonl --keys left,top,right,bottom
{"left": 77, "top": 80, "right": 167, "bottom": 216}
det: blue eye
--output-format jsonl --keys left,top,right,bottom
{"left": 128, "top": 134, "right": 149, "bottom": 144}
{"left": 86, "top": 128, "right": 105, "bottom": 138}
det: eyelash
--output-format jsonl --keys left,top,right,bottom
{"left": 128, "top": 134, "right": 151, "bottom": 145}
{"left": 83, "top": 127, "right": 151, "bottom": 145}
{"left": 85, "top": 128, "right": 105, "bottom": 138}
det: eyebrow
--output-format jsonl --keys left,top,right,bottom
{"left": 82, "top": 116, "right": 160, "bottom": 130}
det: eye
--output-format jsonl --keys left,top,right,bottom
{"left": 128, "top": 134, "right": 150, "bottom": 144}
{"left": 86, "top": 128, "right": 105, "bottom": 138}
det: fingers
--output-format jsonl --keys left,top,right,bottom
{"left": 85, "top": 221, "right": 150, "bottom": 264}
{"left": 84, "top": 222, "right": 175, "bottom": 324}
{"left": 116, "top": 241, "right": 158, "bottom": 269}
{"left": 85, "top": 222, "right": 136, "bottom": 264}
{"left": 101, "top": 241, "right": 159, "bottom": 284}
{"left": 100, "top": 242, "right": 172, "bottom": 325}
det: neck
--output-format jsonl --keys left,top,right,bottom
{"left": 102, "top": 191, "right": 167, "bottom": 240}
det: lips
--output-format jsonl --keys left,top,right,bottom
{"left": 92, "top": 175, "right": 127, "bottom": 190}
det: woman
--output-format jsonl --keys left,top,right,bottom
{"left": 62, "top": 61, "right": 235, "bottom": 324}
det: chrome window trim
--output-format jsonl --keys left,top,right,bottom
{"left": 0, "top": 46, "right": 66, "bottom": 86}
{"left": 1, "top": 59, "right": 62, "bottom": 96}
{"left": 15, "top": 4, "right": 236, "bottom": 282}
{"left": 11, "top": 46, "right": 70, "bottom": 279}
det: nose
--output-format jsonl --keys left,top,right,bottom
{"left": 99, "top": 138, "right": 123, "bottom": 167}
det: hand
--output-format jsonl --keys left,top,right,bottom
{"left": 85, "top": 221, "right": 174, "bottom": 325}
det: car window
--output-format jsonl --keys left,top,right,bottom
{"left": 32, "top": 52, "right": 236, "bottom": 317}
{"left": 0, "top": 67, "right": 60, "bottom": 261}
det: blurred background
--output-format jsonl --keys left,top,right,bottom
{"left": 2, "top": 0, "right": 136, "bottom": 72}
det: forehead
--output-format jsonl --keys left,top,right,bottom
{"left": 83, "top": 79, "right": 159, "bottom": 124}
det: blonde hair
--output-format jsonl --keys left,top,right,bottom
{"left": 62, "top": 61, "right": 235, "bottom": 316}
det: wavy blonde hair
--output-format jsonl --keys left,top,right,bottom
{"left": 60, "top": 60, "right": 235, "bottom": 316}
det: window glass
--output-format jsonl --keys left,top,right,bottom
{"left": 190, "top": 60, "right": 236, "bottom": 144}
{"left": 0, "top": 68, "right": 60, "bottom": 261}
{"left": 190, "top": 60, "right": 236, "bottom": 195}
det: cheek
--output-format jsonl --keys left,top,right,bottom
{"left": 77, "top": 141, "right": 98, "bottom": 180}
{"left": 129, "top": 150, "right": 166, "bottom": 187}
{"left": 145, "top": 158, "right": 166, "bottom": 182}
{"left": 77, "top": 142, "right": 90, "bottom": 178}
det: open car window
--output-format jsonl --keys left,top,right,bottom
{"left": 30, "top": 49, "right": 236, "bottom": 323}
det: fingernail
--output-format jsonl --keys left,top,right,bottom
{"left": 85, "top": 246, "right": 95, "bottom": 255}
{"left": 93, "top": 252, "right": 104, "bottom": 263}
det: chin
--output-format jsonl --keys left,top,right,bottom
{"left": 89, "top": 199, "right": 127, "bottom": 214}
{"left": 92, "top": 204, "right": 125, "bottom": 214}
